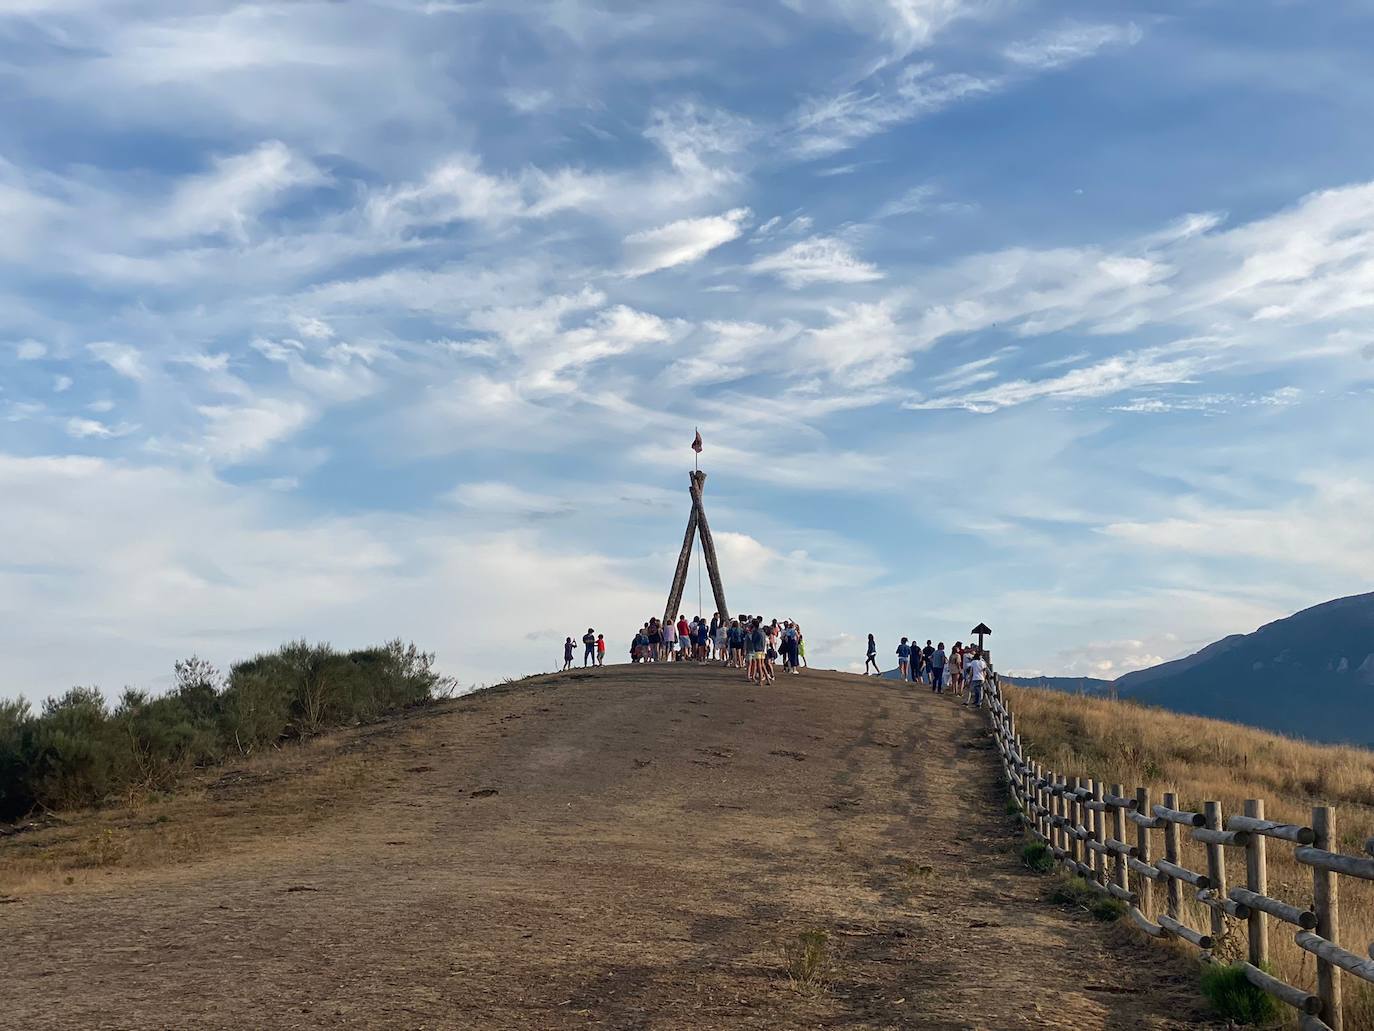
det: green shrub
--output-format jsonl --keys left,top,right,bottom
{"left": 0, "top": 640, "right": 454, "bottom": 820}
{"left": 1199, "top": 962, "right": 1283, "bottom": 1025}
{"left": 1047, "top": 872, "right": 1126, "bottom": 921}
{"left": 1005, "top": 794, "right": 1023, "bottom": 816}
{"left": 1020, "top": 841, "right": 1055, "bottom": 874}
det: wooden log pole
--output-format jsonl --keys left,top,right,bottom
{"left": 1091, "top": 780, "right": 1107, "bottom": 886}
{"left": 687, "top": 471, "right": 730, "bottom": 622}
{"left": 1244, "top": 799, "right": 1269, "bottom": 969}
{"left": 1163, "top": 791, "right": 1182, "bottom": 922}
{"left": 1112, "top": 783, "right": 1130, "bottom": 896}
{"left": 1067, "top": 776, "right": 1081, "bottom": 868}
{"left": 1136, "top": 786, "right": 1154, "bottom": 921}
{"left": 662, "top": 501, "right": 698, "bottom": 626}
{"left": 1056, "top": 775, "right": 1068, "bottom": 856}
{"left": 1203, "top": 801, "right": 1227, "bottom": 952}
{"left": 1312, "top": 806, "right": 1343, "bottom": 1030}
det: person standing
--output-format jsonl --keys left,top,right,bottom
{"left": 582, "top": 628, "right": 596, "bottom": 667}
{"left": 966, "top": 649, "right": 987, "bottom": 708}
{"left": 931, "top": 642, "right": 946, "bottom": 692}
{"left": 562, "top": 636, "right": 576, "bottom": 671}
{"left": 920, "top": 640, "right": 934, "bottom": 684}
{"left": 865, "top": 633, "right": 879, "bottom": 674}
{"left": 596, "top": 633, "right": 606, "bottom": 666}
{"left": 896, "top": 637, "right": 911, "bottom": 681}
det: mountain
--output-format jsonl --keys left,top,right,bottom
{"left": 1113, "top": 592, "right": 1374, "bottom": 746}
{"left": 1002, "top": 675, "right": 1115, "bottom": 695}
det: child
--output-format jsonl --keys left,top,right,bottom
{"left": 596, "top": 634, "right": 606, "bottom": 666}
{"left": 562, "top": 637, "right": 575, "bottom": 671}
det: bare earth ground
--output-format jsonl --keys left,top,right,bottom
{"left": 0, "top": 665, "right": 1220, "bottom": 1030}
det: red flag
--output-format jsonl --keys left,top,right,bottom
{"left": 691, "top": 429, "right": 703, "bottom": 453}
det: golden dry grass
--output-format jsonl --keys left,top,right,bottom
{"left": 0, "top": 722, "right": 383, "bottom": 898}
{"left": 1004, "top": 684, "right": 1374, "bottom": 1026}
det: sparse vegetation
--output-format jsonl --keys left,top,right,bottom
{"left": 0, "top": 640, "right": 454, "bottom": 822}
{"left": 1047, "top": 872, "right": 1127, "bottom": 921}
{"left": 1005, "top": 683, "right": 1374, "bottom": 1025}
{"left": 1199, "top": 962, "right": 1284, "bottom": 1025}
{"left": 780, "top": 929, "right": 833, "bottom": 992}
{"left": 1020, "top": 840, "right": 1055, "bottom": 874}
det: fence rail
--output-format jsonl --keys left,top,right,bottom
{"left": 985, "top": 676, "right": 1374, "bottom": 1031}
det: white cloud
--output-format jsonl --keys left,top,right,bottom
{"left": 195, "top": 398, "right": 314, "bottom": 462}
{"left": 156, "top": 141, "right": 325, "bottom": 242}
{"left": 447, "top": 481, "right": 574, "bottom": 518}
{"left": 622, "top": 207, "right": 750, "bottom": 276}
{"left": 908, "top": 344, "right": 1212, "bottom": 413}
{"left": 797, "top": 301, "right": 911, "bottom": 380}
{"left": 750, "top": 235, "right": 883, "bottom": 287}
{"left": 1004, "top": 22, "right": 1143, "bottom": 70}
{"left": 787, "top": 0, "right": 978, "bottom": 58}
{"left": 87, "top": 341, "right": 148, "bottom": 381}
{"left": 53, "top": 375, "right": 73, "bottom": 393}
{"left": 15, "top": 339, "right": 47, "bottom": 360}
{"left": 792, "top": 62, "right": 998, "bottom": 158}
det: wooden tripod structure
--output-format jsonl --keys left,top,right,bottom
{"left": 663, "top": 470, "right": 729, "bottom": 626}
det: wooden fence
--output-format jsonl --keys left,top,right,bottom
{"left": 985, "top": 676, "right": 1374, "bottom": 1030}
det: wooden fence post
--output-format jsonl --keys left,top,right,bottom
{"left": 1092, "top": 780, "right": 1107, "bottom": 886}
{"left": 1112, "top": 783, "right": 1129, "bottom": 896}
{"left": 1313, "top": 805, "right": 1343, "bottom": 1030}
{"left": 1031, "top": 761, "right": 1042, "bottom": 838}
{"left": 1203, "top": 801, "right": 1227, "bottom": 953}
{"left": 1244, "top": 798, "right": 1268, "bottom": 969}
{"left": 1136, "top": 786, "right": 1153, "bottom": 920}
{"left": 1067, "top": 776, "right": 1081, "bottom": 869}
{"left": 1055, "top": 774, "right": 1067, "bottom": 858}
{"left": 1163, "top": 791, "right": 1181, "bottom": 921}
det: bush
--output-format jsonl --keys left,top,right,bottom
{"left": 1020, "top": 841, "right": 1055, "bottom": 873}
{"left": 0, "top": 640, "right": 453, "bottom": 820}
{"left": 1199, "top": 962, "right": 1283, "bottom": 1025}
{"left": 1047, "top": 872, "right": 1127, "bottom": 921}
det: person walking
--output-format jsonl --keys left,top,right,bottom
{"left": 582, "top": 628, "right": 596, "bottom": 667}
{"left": 896, "top": 637, "right": 911, "bottom": 681}
{"left": 596, "top": 633, "right": 606, "bottom": 666}
{"left": 966, "top": 649, "right": 987, "bottom": 708}
{"left": 864, "top": 634, "right": 879, "bottom": 674}
{"left": 562, "top": 636, "right": 576, "bottom": 671}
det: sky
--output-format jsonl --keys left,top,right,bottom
{"left": 3, "top": 0, "right": 1374, "bottom": 700}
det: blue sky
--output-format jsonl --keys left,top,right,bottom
{"left": 3, "top": 0, "right": 1374, "bottom": 698}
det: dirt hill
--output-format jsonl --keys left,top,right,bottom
{"left": 0, "top": 664, "right": 1217, "bottom": 1030}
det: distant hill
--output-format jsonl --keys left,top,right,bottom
{"left": 1113, "top": 592, "right": 1374, "bottom": 746}
{"left": 1002, "top": 675, "right": 1115, "bottom": 695}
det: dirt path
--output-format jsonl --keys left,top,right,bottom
{"left": 1, "top": 665, "right": 1217, "bottom": 1029}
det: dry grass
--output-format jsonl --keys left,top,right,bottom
{"left": 1004, "top": 683, "right": 1374, "bottom": 1025}
{"left": 0, "top": 720, "right": 385, "bottom": 897}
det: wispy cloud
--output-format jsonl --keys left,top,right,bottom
{"left": 1004, "top": 22, "right": 1143, "bottom": 70}
{"left": 622, "top": 208, "right": 750, "bottom": 276}
{"left": 750, "top": 236, "right": 883, "bottom": 287}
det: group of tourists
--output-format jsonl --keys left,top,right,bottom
{"left": 562, "top": 629, "right": 606, "bottom": 669}
{"left": 617, "top": 613, "right": 808, "bottom": 686}
{"left": 864, "top": 635, "right": 989, "bottom": 707}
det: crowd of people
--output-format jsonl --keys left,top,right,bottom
{"left": 558, "top": 621, "right": 991, "bottom": 706}
{"left": 866, "top": 635, "right": 990, "bottom": 707}
{"left": 624, "top": 613, "right": 808, "bottom": 686}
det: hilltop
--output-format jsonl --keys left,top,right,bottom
{"left": 0, "top": 664, "right": 1212, "bottom": 1030}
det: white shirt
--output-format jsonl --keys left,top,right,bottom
{"left": 966, "top": 657, "right": 986, "bottom": 682}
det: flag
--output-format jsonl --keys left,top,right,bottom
{"left": 691, "top": 429, "right": 703, "bottom": 453}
